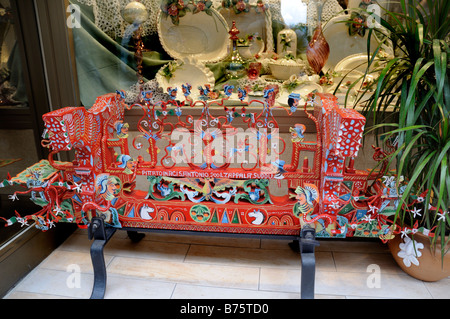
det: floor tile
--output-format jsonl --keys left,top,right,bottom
{"left": 104, "top": 237, "right": 190, "bottom": 262}
{"left": 3, "top": 226, "right": 444, "bottom": 300}
{"left": 57, "top": 233, "right": 91, "bottom": 252}
{"left": 259, "top": 267, "right": 301, "bottom": 293}
{"left": 11, "top": 268, "right": 93, "bottom": 299}
{"left": 333, "top": 251, "right": 404, "bottom": 275}
{"left": 108, "top": 256, "right": 260, "bottom": 290}
{"left": 317, "top": 239, "right": 389, "bottom": 253}
{"left": 258, "top": 251, "right": 342, "bottom": 293}
{"left": 260, "top": 238, "right": 296, "bottom": 250}
{"left": 6, "top": 268, "right": 177, "bottom": 300}
{"left": 423, "top": 278, "right": 450, "bottom": 299}
{"left": 104, "top": 275, "right": 176, "bottom": 299}
{"left": 5, "top": 291, "right": 75, "bottom": 299}
{"left": 172, "top": 284, "right": 300, "bottom": 299}
{"left": 314, "top": 294, "right": 346, "bottom": 299}
{"left": 136, "top": 231, "right": 262, "bottom": 248}
{"left": 315, "top": 270, "right": 433, "bottom": 299}
{"left": 315, "top": 251, "right": 337, "bottom": 272}
{"left": 184, "top": 244, "right": 300, "bottom": 268}
{"left": 38, "top": 250, "right": 113, "bottom": 274}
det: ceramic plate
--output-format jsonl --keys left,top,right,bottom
{"left": 334, "top": 53, "right": 381, "bottom": 74}
{"left": 322, "top": 14, "right": 392, "bottom": 73}
{"left": 156, "top": 58, "right": 215, "bottom": 100}
{"left": 276, "top": 82, "right": 323, "bottom": 106}
{"left": 157, "top": 9, "right": 229, "bottom": 63}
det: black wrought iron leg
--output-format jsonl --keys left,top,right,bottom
{"left": 90, "top": 239, "right": 108, "bottom": 299}
{"left": 299, "top": 226, "right": 319, "bottom": 299}
{"left": 88, "top": 217, "right": 116, "bottom": 299}
{"left": 127, "top": 230, "right": 145, "bottom": 243}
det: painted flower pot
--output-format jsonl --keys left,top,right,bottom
{"left": 388, "top": 233, "right": 450, "bottom": 282}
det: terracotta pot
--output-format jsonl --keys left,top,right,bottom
{"left": 388, "top": 232, "right": 450, "bottom": 282}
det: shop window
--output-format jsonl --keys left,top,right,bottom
{"left": 70, "top": 0, "right": 392, "bottom": 108}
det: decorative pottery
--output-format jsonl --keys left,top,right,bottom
{"left": 225, "top": 21, "right": 246, "bottom": 79}
{"left": 334, "top": 53, "right": 379, "bottom": 74}
{"left": 276, "top": 82, "right": 323, "bottom": 106}
{"left": 122, "top": 1, "right": 149, "bottom": 25}
{"left": 268, "top": 59, "right": 308, "bottom": 80}
{"left": 219, "top": 6, "right": 274, "bottom": 53}
{"left": 277, "top": 28, "right": 297, "bottom": 58}
{"left": 237, "top": 38, "right": 264, "bottom": 59}
{"left": 306, "top": 0, "right": 329, "bottom": 74}
{"left": 388, "top": 233, "right": 450, "bottom": 282}
{"left": 247, "top": 62, "right": 262, "bottom": 80}
{"left": 157, "top": 8, "right": 229, "bottom": 63}
{"left": 156, "top": 58, "right": 215, "bottom": 100}
{"left": 306, "top": 24, "right": 329, "bottom": 74}
{"left": 322, "top": 14, "right": 393, "bottom": 73}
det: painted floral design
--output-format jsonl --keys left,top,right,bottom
{"left": 161, "top": 0, "right": 190, "bottom": 25}
{"left": 346, "top": 13, "right": 367, "bottom": 37}
{"left": 345, "top": 0, "right": 376, "bottom": 37}
{"left": 255, "top": 0, "right": 267, "bottom": 13}
{"left": 161, "top": 0, "right": 215, "bottom": 24}
{"left": 193, "top": 0, "right": 213, "bottom": 14}
{"left": 397, "top": 236, "right": 424, "bottom": 267}
{"left": 221, "top": 0, "right": 250, "bottom": 14}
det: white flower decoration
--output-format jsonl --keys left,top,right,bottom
{"left": 410, "top": 207, "right": 422, "bottom": 218}
{"left": 437, "top": 211, "right": 448, "bottom": 222}
{"left": 368, "top": 205, "right": 379, "bottom": 214}
{"left": 397, "top": 236, "right": 424, "bottom": 267}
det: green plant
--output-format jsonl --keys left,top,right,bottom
{"left": 351, "top": 0, "right": 449, "bottom": 257}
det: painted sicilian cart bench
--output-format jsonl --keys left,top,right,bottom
{"left": 2, "top": 85, "right": 389, "bottom": 299}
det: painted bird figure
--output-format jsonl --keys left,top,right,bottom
{"left": 157, "top": 183, "right": 172, "bottom": 197}
{"left": 248, "top": 188, "right": 261, "bottom": 201}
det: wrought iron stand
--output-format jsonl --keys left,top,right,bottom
{"left": 88, "top": 217, "right": 116, "bottom": 299}
{"left": 87, "top": 218, "right": 319, "bottom": 299}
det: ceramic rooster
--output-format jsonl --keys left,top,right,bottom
{"left": 306, "top": 0, "right": 330, "bottom": 74}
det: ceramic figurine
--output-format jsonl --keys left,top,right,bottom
{"left": 223, "top": 84, "right": 234, "bottom": 97}
{"left": 181, "top": 83, "right": 192, "bottom": 97}
{"left": 225, "top": 21, "right": 246, "bottom": 79}
{"left": 287, "top": 93, "right": 300, "bottom": 113}
{"left": 277, "top": 27, "right": 297, "bottom": 58}
{"left": 306, "top": 0, "right": 329, "bottom": 74}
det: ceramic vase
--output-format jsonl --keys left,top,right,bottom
{"left": 306, "top": 0, "right": 329, "bottom": 74}
{"left": 388, "top": 233, "right": 450, "bottom": 282}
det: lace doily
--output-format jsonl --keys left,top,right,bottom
{"left": 236, "top": 75, "right": 268, "bottom": 90}
{"left": 124, "top": 79, "right": 170, "bottom": 106}
{"left": 76, "top": 0, "right": 161, "bottom": 37}
{"left": 306, "top": 0, "right": 344, "bottom": 30}
{"left": 213, "top": 0, "right": 343, "bottom": 28}
{"left": 77, "top": 0, "right": 344, "bottom": 39}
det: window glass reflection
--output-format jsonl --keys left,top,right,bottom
{"left": 0, "top": 0, "right": 27, "bottom": 107}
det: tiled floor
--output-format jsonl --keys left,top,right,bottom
{"left": 3, "top": 228, "right": 449, "bottom": 299}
